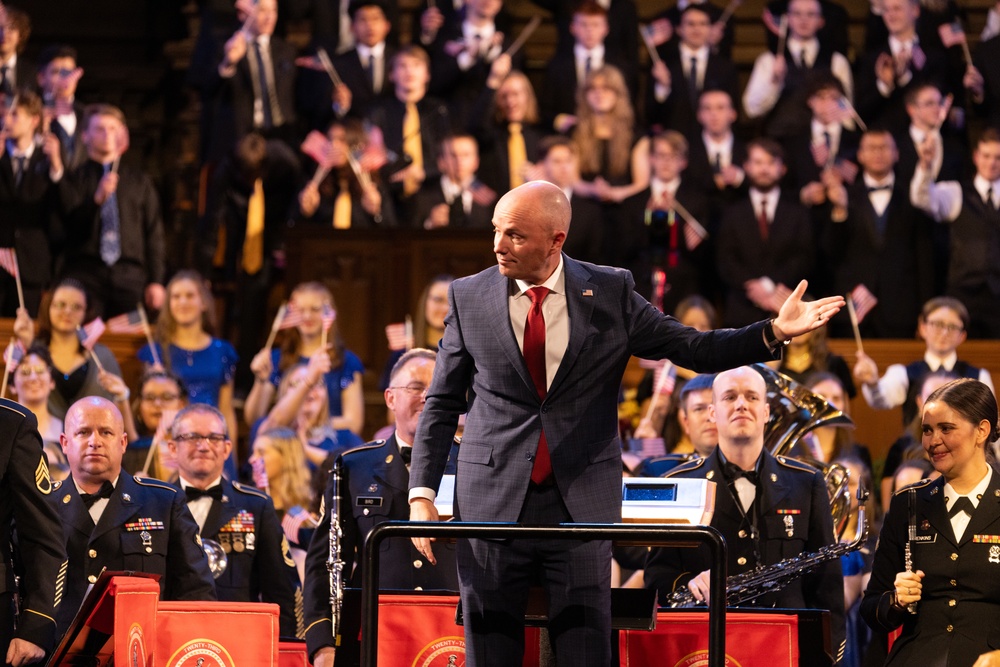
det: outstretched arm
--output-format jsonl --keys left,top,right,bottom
{"left": 771, "top": 280, "right": 845, "bottom": 341}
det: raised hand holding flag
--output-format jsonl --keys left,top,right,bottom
{"left": 0, "top": 247, "right": 24, "bottom": 312}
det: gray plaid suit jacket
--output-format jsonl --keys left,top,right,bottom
{"left": 410, "top": 255, "right": 779, "bottom": 524}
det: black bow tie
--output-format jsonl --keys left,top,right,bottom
{"left": 400, "top": 446, "right": 412, "bottom": 465}
{"left": 867, "top": 184, "right": 893, "bottom": 193}
{"left": 185, "top": 485, "right": 224, "bottom": 502}
{"left": 80, "top": 480, "right": 115, "bottom": 508}
{"left": 949, "top": 496, "right": 975, "bottom": 518}
{"left": 723, "top": 462, "right": 758, "bottom": 485}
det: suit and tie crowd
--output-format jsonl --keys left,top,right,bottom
{"left": 1, "top": 0, "right": 1000, "bottom": 665}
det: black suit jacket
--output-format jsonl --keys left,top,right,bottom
{"left": 781, "top": 127, "right": 861, "bottom": 190}
{"left": 0, "top": 149, "right": 60, "bottom": 290}
{"left": 973, "top": 35, "right": 1000, "bottom": 128}
{"left": 467, "top": 85, "right": 546, "bottom": 195}
{"left": 58, "top": 160, "right": 166, "bottom": 287}
{"left": 645, "top": 450, "right": 846, "bottom": 655}
{"left": 646, "top": 50, "right": 739, "bottom": 138}
{"left": 563, "top": 193, "right": 606, "bottom": 266}
{"left": 49, "top": 102, "right": 89, "bottom": 173}
{"left": 861, "top": 471, "right": 1000, "bottom": 667}
{"left": 0, "top": 400, "right": 66, "bottom": 655}
{"left": 854, "top": 40, "right": 952, "bottom": 130}
{"left": 893, "top": 129, "right": 968, "bottom": 186}
{"left": 188, "top": 478, "right": 302, "bottom": 638}
{"left": 717, "top": 193, "right": 814, "bottom": 327}
{"left": 684, "top": 134, "right": 749, "bottom": 212}
{"left": 47, "top": 473, "right": 216, "bottom": 638}
{"left": 531, "top": 0, "right": 639, "bottom": 68}
{"left": 303, "top": 435, "right": 459, "bottom": 661}
{"left": 655, "top": 1, "right": 735, "bottom": 59}
{"left": 826, "top": 179, "right": 934, "bottom": 338}
{"left": 409, "top": 178, "right": 494, "bottom": 230}
{"left": 298, "top": 45, "right": 397, "bottom": 132}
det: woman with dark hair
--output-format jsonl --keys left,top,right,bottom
{"left": 122, "top": 369, "right": 189, "bottom": 479}
{"left": 13, "top": 278, "right": 130, "bottom": 420}
{"left": 861, "top": 379, "right": 1000, "bottom": 667}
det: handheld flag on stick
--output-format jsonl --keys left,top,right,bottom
{"left": 643, "top": 360, "right": 677, "bottom": 423}
{"left": 504, "top": 16, "right": 541, "bottom": 58}
{"left": 77, "top": 319, "right": 107, "bottom": 373}
{"left": 320, "top": 304, "right": 337, "bottom": 349}
{"left": 136, "top": 304, "right": 161, "bottom": 368}
{"left": 0, "top": 338, "right": 25, "bottom": 398}
{"left": 264, "top": 303, "right": 290, "bottom": 351}
{"left": 107, "top": 309, "right": 145, "bottom": 334}
{"left": 0, "top": 247, "right": 24, "bottom": 313}
{"left": 845, "top": 291, "right": 866, "bottom": 356}
{"left": 639, "top": 24, "right": 664, "bottom": 66}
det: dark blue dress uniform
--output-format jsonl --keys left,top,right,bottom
{"left": 861, "top": 470, "right": 1000, "bottom": 667}
{"left": 47, "top": 473, "right": 216, "bottom": 638}
{"left": 0, "top": 399, "right": 67, "bottom": 658}
{"left": 304, "top": 435, "right": 459, "bottom": 663}
{"left": 190, "top": 478, "right": 303, "bottom": 638}
{"left": 644, "top": 448, "right": 846, "bottom": 661}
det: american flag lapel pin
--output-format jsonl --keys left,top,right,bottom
{"left": 582, "top": 289, "right": 594, "bottom": 297}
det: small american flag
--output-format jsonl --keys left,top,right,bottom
{"left": 385, "top": 323, "right": 411, "bottom": 351}
{"left": 281, "top": 505, "right": 316, "bottom": 545}
{"left": 107, "top": 309, "right": 144, "bottom": 334}
{"left": 357, "top": 125, "right": 391, "bottom": 171}
{"left": 850, "top": 284, "right": 879, "bottom": 323}
{"left": 300, "top": 130, "right": 333, "bottom": 168}
{"left": 810, "top": 142, "right": 831, "bottom": 168}
{"left": 77, "top": 318, "right": 106, "bottom": 351}
{"left": 683, "top": 218, "right": 707, "bottom": 251}
{"left": 470, "top": 182, "right": 497, "bottom": 207}
{"left": 321, "top": 304, "right": 337, "bottom": 331}
{"left": 3, "top": 339, "right": 24, "bottom": 368}
{"left": 278, "top": 304, "right": 304, "bottom": 331}
{"left": 834, "top": 159, "right": 859, "bottom": 184}
{"left": 0, "top": 248, "right": 18, "bottom": 280}
{"left": 939, "top": 22, "right": 967, "bottom": 48}
{"left": 652, "top": 360, "right": 677, "bottom": 397}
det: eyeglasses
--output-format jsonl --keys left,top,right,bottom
{"left": 16, "top": 366, "right": 49, "bottom": 377}
{"left": 390, "top": 384, "right": 428, "bottom": 396}
{"left": 141, "top": 393, "right": 181, "bottom": 403}
{"left": 175, "top": 433, "right": 228, "bottom": 445}
{"left": 51, "top": 301, "right": 85, "bottom": 313}
{"left": 925, "top": 320, "right": 964, "bottom": 334}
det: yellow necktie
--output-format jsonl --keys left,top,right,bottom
{"left": 402, "top": 102, "right": 423, "bottom": 196}
{"left": 333, "top": 179, "right": 352, "bottom": 229}
{"left": 242, "top": 178, "right": 265, "bottom": 274}
{"left": 508, "top": 122, "right": 527, "bottom": 189}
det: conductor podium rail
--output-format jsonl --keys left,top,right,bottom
{"left": 47, "top": 573, "right": 307, "bottom": 667}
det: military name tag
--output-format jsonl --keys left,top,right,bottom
{"left": 357, "top": 496, "right": 383, "bottom": 507}
{"left": 125, "top": 519, "right": 164, "bottom": 531}
{"left": 913, "top": 534, "right": 937, "bottom": 543}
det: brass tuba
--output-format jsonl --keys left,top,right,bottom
{"left": 752, "top": 363, "right": 855, "bottom": 539}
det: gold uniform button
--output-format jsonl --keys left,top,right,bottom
{"left": 145, "top": 547, "right": 152, "bottom": 554}
{"left": 88, "top": 575, "right": 97, "bottom": 584}
{"left": 737, "top": 557, "right": 747, "bottom": 566}
{"left": 946, "top": 625, "right": 954, "bottom": 633}
{"left": 951, "top": 579, "right": 957, "bottom": 587}
{"left": 948, "top": 599, "right": 956, "bottom": 607}
{"left": 738, "top": 530, "right": 747, "bottom": 538}
{"left": 413, "top": 560, "right": 423, "bottom": 569}
{"left": 88, "top": 549, "right": 97, "bottom": 558}
{"left": 951, "top": 553, "right": 959, "bottom": 561}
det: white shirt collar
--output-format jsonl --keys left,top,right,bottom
{"left": 863, "top": 172, "right": 894, "bottom": 189}
{"left": 811, "top": 118, "right": 842, "bottom": 139}
{"left": 395, "top": 433, "right": 413, "bottom": 449}
{"left": 463, "top": 20, "right": 496, "bottom": 44}
{"left": 888, "top": 34, "right": 917, "bottom": 57}
{"left": 514, "top": 255, "right": 565, "bottom": 297}
{"left": 6, "top": 140, "right": 35, "bottom": 160}
{"left": 256, "top": 34, "right": 271, "bottom": 48}
{"left": 944, "top": 466, "right": 992, "bottom": 512}
{"left": 356, "top": 42, "right": 386, "bottom": 60}
{"left": 679, "top": 43, "right": 710, "bottom": 62}
{"left": 703, "top": 131, "right": 733, "bottom": 153}
{"left": 574, "top": 43, "right": 605, "bottom": 64}
{"left": 651, "top": 177, "right": 681, "bottom": 201}
{"left": 974, "top": 173, "right": 1000, "bottom": 200}
{"left": 924, "top": 350, "right": 959, "bottom": 371}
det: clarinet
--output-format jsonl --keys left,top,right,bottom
{"left": 327, "top": 458, "right": 345, "bottom": 645}
{"left": 904, "top": 488, "right": 918, "bottom": 614}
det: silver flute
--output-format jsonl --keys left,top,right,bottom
{"left": 328, "top": 458, "right": 345, "bottom": 644}
{"left": 904, "top": 488, "right": 917, "bottom": 614}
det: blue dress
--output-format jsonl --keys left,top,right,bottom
{"left": 267, "top": 348, "right": 364, "bottom": 418}
{"left": 139, "top": 339, "right": 238, "bottom": 406}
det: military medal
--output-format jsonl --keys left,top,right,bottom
{"left": 921, "top": 520, "right": 931, "bottom": 531}
{"left": 233, "top": 534, "right": 245, "bottom": 553}
{"left": 783, "top": 514, "right": 794, "bottom": 537}
{"left": 220, "top": 534, "right": 232, "bottom": 553}
{"left": 246, "top": 532, "right": 256, "bottom": 551}
{"left": 990, "top": 546, "right": 1000, "bottom": 564}
{"left": 141, "top": 530, "right": 153, "bottom": 553}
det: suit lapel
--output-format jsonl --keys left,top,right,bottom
{"left": 758, "top": 454, "right": 792, "bottom": 517}
{"left": 920, "top": 478, "right": 954, "bottom": 547}
{"left": 485, "top": 269, "right": 538, "bottom": 398}
{"left": 959, "top": 468, "right": 1000, "bottom": 547}
{"left": 63, "top": 479, "right": 97, "bottom": 539}
{"left": 201, "top": 480, "right": 235, "bottom": 537}
{"left": 371, "top": 436, "right": 409, "bottom": 493}
{"left": 548, "top": 257, "right": 595, "bottom": 399}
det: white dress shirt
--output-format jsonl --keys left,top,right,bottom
{"left": 574, "top": 43, "right": 605, "bottom": 84}
{"left": 743, "top": 46, "right": 853, "bottom": 118}
{"left": 356, "top": 42, "right": 386, "bottom": 93}
{"left": 863, "top": 173, "right": 894, "bottom": 217}
{"left": 912, "top": 169, "right": 1000, "bottom": 223}
{"left": 749, "top": 187, "right": 780, "bottom": 224}
{"left": 862, "top": 350, "right": 996, "bottom": 410}
{"left": 441, "top": 176, "right": 473, "bottom": 214}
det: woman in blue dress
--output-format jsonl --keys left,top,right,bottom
{"left": 244, "top": 281, "right": 364, "bottom": 437}
{"left": 138, "top": 270, "right": 238, "bottom": 476}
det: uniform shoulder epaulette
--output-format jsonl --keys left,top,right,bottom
{"left": 776, "top": 456, "right": 821, "bottom": 474}
{"left": 664, "top": 457, "right": 707, "bottom": 478}
{"left": 893, "top": 477, "right": 934, "bottom": 496}
{"left": 133, "top": 476, "right": 178, "bottom": 492}
{"left": 232, "top": 481, "right": 268, "bottom": 499}
{"left": 342, "top": 439, "right": 386, "bottom": 458}
{"left": 0, "top": 397, "right": 29, "bottom": 417}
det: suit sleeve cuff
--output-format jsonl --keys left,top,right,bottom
{"left": 409, "top": 487, "right": 437, "bottom": 503}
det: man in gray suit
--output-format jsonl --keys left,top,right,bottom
{"left": 408, "top": 180, "right": 844, "bottom": 666}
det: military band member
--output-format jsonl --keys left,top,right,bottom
{"left": 0, "top": 398, "right": 67, "bottom": 666}
{"left": 304, "top": 349, "right": 458, "bottom": 667}
{"left": 48, "top": 397, "right": 215, "bottom": 638}
{"left": 169, "top": 404, "right": 303, "bottom": 638}
{"left": 644, "top": 366, "right": 845, "bottom": 659}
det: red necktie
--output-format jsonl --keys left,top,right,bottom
{"left": 524, "top": 286, "right": 552, "bottom": 484}
{"left": 757, "top": 197, "right": 769, "bottom": 241}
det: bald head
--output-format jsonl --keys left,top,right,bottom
{"left": 492, "top": 181, "right": 570, "bottom": 284}
{"left": 712, "top": 367, "right": 770, "bottom": 454}
{"left": 61, "top": 396, "right": 128, "bottom": 489}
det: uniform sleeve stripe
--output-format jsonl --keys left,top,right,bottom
{"left": 23, "top": 609, "right": 55, "bottom": 623}
{"left": 305, "top": 618, "right": 332, "bottom": 633}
